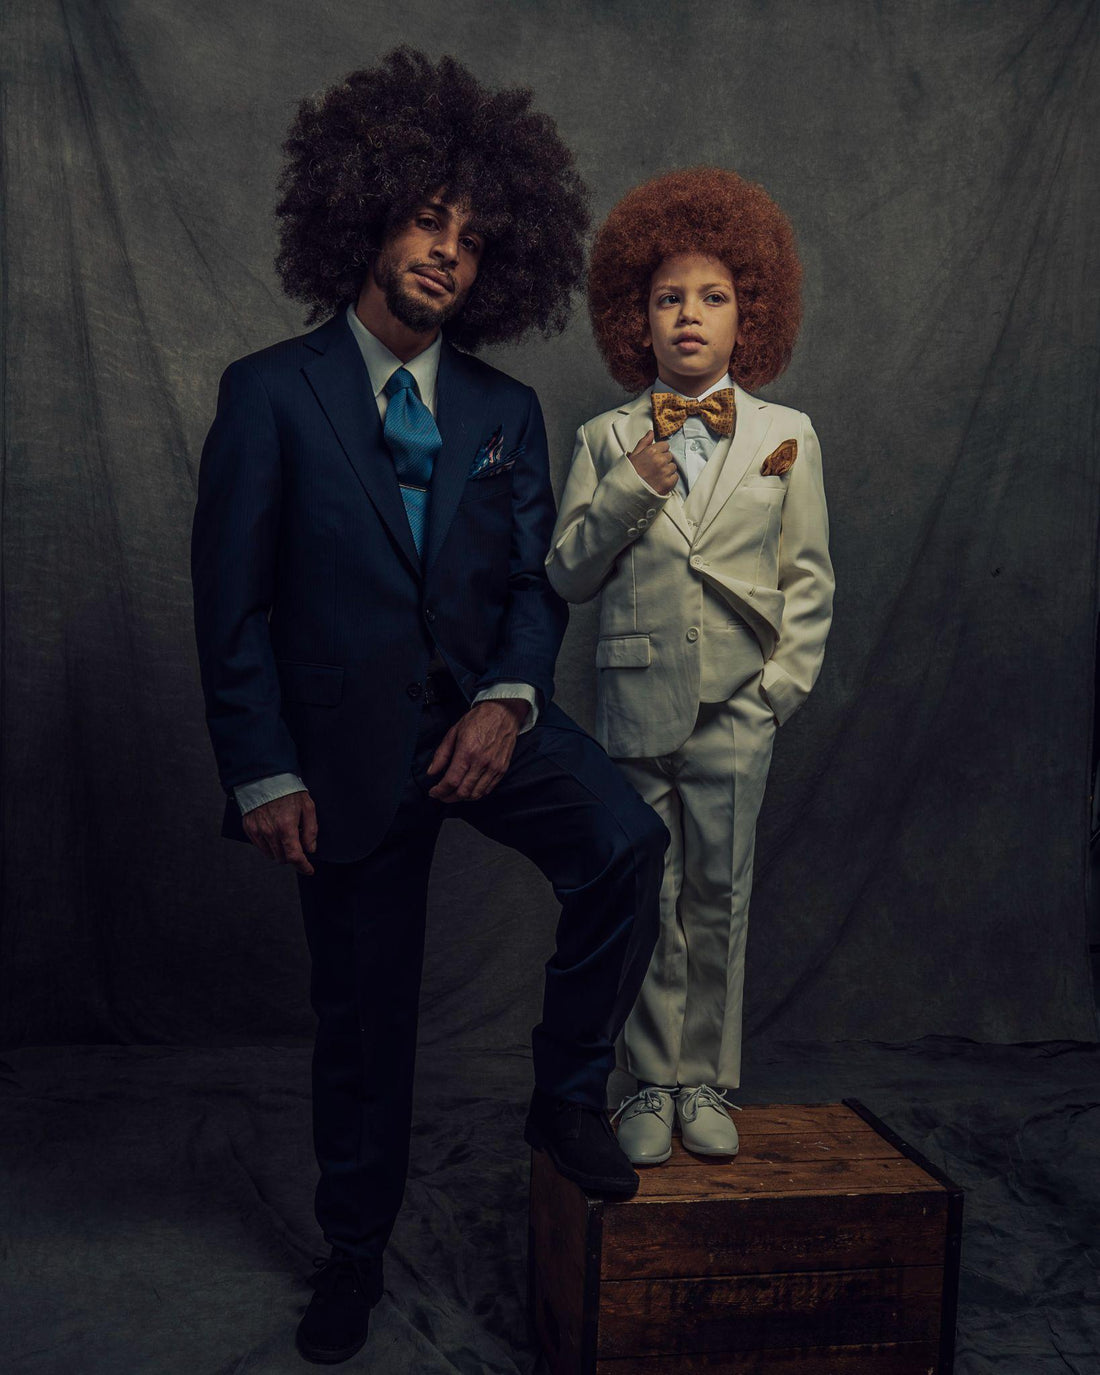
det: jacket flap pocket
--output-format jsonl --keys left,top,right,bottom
{"left": 278, "top": 660, "right": 344, "bottom": 706}
{"left": 595, "top": 634, "right": 651, "bottom": 669}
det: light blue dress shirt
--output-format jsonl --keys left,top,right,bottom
{"left": 651, "top": 373, "right": 735, "bottom": 500}
{"left": 233, "top": 307, "right": 539, "bottom": 815}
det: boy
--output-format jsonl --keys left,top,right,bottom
{"left": 547, "top": 167, "right": 834, "bottom": 1164}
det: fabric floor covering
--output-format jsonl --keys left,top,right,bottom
{"left": 2, "top": 1036, "right": 1098, "bottom": 1374}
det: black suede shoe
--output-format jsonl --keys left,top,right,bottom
{"left": 523, "top": 1087, "right": 640, "bottom": 1198}
{"left": 296, "top": 1250, "right": 382, "bottom": 1364}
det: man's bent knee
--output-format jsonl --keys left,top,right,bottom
{"left": 622, "top": 798, "right": 671, "bottom": 867}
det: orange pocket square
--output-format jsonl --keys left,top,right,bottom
{"left": 761, "top": 439, "right": 797, "bottom": 476}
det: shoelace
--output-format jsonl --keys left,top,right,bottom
{"left": 678, "top": 1083, "right": 742, "bottom": 1123}
{"left": 611, "top": 1086, "right": 672, "bottom": 1124}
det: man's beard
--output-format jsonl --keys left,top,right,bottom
{"left": 372, "top": 251, "right": 467, "bottom": 333}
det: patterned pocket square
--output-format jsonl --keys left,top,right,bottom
{"left": 761, "top": 438, "right": 798, "bottom": 476}
{"left": 469, "top": 425, "right": 524, "bottom": 479}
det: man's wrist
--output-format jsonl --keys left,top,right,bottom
{"left": 471, "top": 680, "right": 539, "bottom": 732}
{"left": 235, "top": 772, "right": 308, "bottom": 815}
{"left": 474, "top": 696, "right": 529, "bottom": 727}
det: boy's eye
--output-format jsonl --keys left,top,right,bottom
{"left": 417, "top": 215, "right": 438, "bottom": 230}
{"left": 657, "top": 293, "right": 680, "bottom": 306}
{"left": 706, "top": 293, "right": 727, "bottom": 304}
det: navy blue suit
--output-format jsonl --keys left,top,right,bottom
{"left": 191, "top": 311, "right": 665, "bottom": 1266}
{"left": 193, "top": 312, "right": 578, "bottom": 863}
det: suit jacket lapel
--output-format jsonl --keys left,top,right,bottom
{"left": 302, "top": 314, "right": 421, "bottom": 575}
{"left": 423, "top": 342, "right": 490, "bottom": 572}
{"left": 611, "top": 390, "right": 693, "bottom": 545}
{"left": 695, "top": 384, "right": 775, "bottom": 540}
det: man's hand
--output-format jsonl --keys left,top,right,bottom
{"left": 242, "top": 790, "right": 318, "bottom": 875}
{"left": 427, "top": 699, "right": 528, "bottom": 802}
{"left": 628, "top": 429, "right": 678, "bottom": 495}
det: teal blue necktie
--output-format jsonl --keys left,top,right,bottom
{"left": 383, "top": 367, "right": 443, "bottom": 559}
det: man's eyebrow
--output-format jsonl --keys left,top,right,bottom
{"left": 419, "top": 201, "right": 485, "bottom": 238}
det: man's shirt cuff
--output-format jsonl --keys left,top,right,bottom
{"left": 473, "top": 681, "right": 540, "bottom": 733}
{"left": 235, "top": 772, "right": 307, "bottom": 815}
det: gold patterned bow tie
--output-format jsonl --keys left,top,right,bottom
{"left": 651, "top": 388, "right": 736, "bottom": 441}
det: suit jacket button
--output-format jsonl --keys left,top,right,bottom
{"left": 645, "top": 508, "right": 657, "bottom": 519}
{"left": 627, "top": 526, "right": 638, "bottom": 537}
{"left": 424, "top": 608, "right": 436, "bottom": 623}
{"left": 690, "top": 554, "right": 703, "bottom": 569}
{"left": 637, "top": 517, "right": 648, "bottom": 529}
{"left": 686, "top": 627, "right": 699, "bottom": 642}
{"left": 406, "top": 682, "right": 423, "bottom": 699}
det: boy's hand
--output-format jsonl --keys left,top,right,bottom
{"left": 628, "top": 430, "right": 678, "bottom": 495}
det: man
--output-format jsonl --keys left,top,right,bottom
{"left": 190, "top": 48, "right": 666, "bottom": 1365}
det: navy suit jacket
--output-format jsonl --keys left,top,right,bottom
{"left": 191, "top": 311, "right": 570, "bottom": 862}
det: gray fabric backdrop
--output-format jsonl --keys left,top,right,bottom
{"left": 2, "top": 0, "right": 1098, "bottom": 1049}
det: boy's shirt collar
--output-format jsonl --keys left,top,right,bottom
{"left": 652, "top": 372, "right": 733, "bottom": 403}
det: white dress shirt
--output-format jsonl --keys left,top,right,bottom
{"left": 233, "top": 306, "right": 538, "bottom": 815}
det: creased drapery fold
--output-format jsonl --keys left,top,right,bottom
{"left": 1, "top": 0, "right": 1096, "bottom": 1047}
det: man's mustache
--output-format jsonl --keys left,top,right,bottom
{"left": 408, "top": 263, "right": 455, "bottom": 293}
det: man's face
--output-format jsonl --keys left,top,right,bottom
{"left": 372, "top": 196, "right": 484, "bottom": 334}
{"left": 642, "top": 253, "right": 742, "bottom": 395}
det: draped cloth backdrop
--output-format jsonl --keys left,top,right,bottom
{"left": 2, "top": 0, "right": 1097, "bottom": 1049}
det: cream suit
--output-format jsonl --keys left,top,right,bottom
{"left": 546, "top": 382, "right": 834, "bottom": 1088}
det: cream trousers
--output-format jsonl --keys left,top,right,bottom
{"left": 615, "top": 674, "right": 777, "bottom": 1089}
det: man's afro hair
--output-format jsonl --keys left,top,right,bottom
{"left": 275, "top": 47, "right": 589, "bottom": 352}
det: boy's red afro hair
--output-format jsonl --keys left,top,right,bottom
{"left": 587, "top": 167, "right": 802, "bottom": 394}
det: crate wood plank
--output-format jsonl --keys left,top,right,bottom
{"left": 716, "top": 1104, "right": 875, "bottom": 1134}
{"left": 597, "top": 1265, "right": 944, "bottom": 1357}
{"left": 663, "top": 1130, "right": 905, "bottom": 1167}
{"left": 600, "top": 1188, "right": 948, "bottom": 1279}
{"left": 594, "top": 1340, "right": 940, "bottom": 1373}
{"left": 529, "top": 1148, "right": 593, "bottom": 1372}
{"left": 632, "top": 1154, "right": 935, "bottom": 1201}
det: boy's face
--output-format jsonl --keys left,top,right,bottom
{"left": 643, "top": 253, "right": 742, "bottom": 396}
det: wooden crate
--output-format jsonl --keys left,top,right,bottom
{"left": 527, "top": 1099, "right": 962, "bottom": 1374}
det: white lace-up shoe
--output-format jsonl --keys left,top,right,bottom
{"left": 611, "top": 1086, "right": 677, "bottom": 1165}
{"left": 676, "top": 1084, "right": 741, "bottom": 1157}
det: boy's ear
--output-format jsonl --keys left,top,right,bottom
{"left": 641, "top": 325, "right": 651, "bottom": 348}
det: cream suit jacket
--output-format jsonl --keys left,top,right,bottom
{"left": 546, "top": 384, "right": 834, "bottom": 757}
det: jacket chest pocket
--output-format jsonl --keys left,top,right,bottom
{"left": 459, "top": 470, "right": 514, "bottom": 503}
{"left": 739, "top": 477, "right": 787, "bottom": 503}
